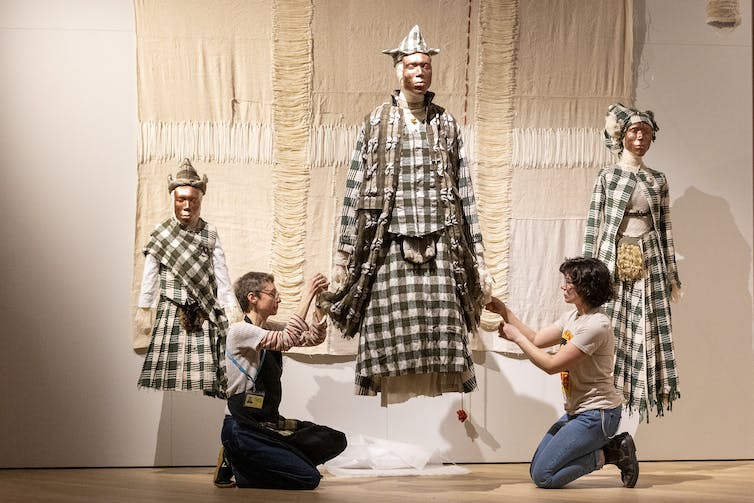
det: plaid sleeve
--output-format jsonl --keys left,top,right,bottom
{"left": 456, "top": 131, "right": 484, "bottom": 251}
{"left": 337, "top": 125, "right": 367, "bottom": 254}
{"left": 657, "top": 173, "right": 681, "bottom": 289}
{"left": 583, "top": 170, "right": 606, "bottom": 257}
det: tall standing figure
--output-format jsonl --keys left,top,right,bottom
{"left": 322, "top": 26, "right": 492, "bottom": 405}
{"left": 136, "top": 158, "right": 235, "bottom": 398}
{"left": 583, "top": 104, "right": 682, "bottom": 419}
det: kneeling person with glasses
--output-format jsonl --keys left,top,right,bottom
{"left": 214, "top": 271, "right": 346, "bottom": 490}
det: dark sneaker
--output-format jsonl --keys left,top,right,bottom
{"left": 213, "top": 446, "right": 235, "bottom": 488}
{"left": 604, "top": 432, "right": 639, "bottom": 488}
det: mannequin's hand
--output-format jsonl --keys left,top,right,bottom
{"left": 135, "top": 307, "right": 155, "bottom": 337}
{"left": 671, "top": 284, "right": 683, "bottom": 303}
{"left": 475, "top": 252, "right": 494, "bottom": 304}
{"left": 333, "top": 250, "right": 351, "bottom": 285}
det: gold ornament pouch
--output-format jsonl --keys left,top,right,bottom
{"left": 616, "top": 236, "right": 644, "bottom": 282}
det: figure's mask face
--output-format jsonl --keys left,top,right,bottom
{"left": 622, "top": 122, "right": 654, "bottom": 157}
{"left": 400, "top": 52, "right": 432, "bottom": 95}
{"left": 173, "top": 185, "right": 203, "bottom": 228}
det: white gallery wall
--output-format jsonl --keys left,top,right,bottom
{"left": 0, "top": 0, "right": 751, "bottom": 467}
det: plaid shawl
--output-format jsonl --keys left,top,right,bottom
{"left": 144, "top": 218, "right": 225, "bottom": 326}
{"left": 584, "top": 165, "right": 681, "bottom": 418}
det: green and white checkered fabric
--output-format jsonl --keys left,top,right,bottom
{"left": 609, "top": 230, "right": 678, "bottom": 418}
{"left": 584, "top": 165, "right": 681, "bottom": 418}
{"left": 138, "top": 218, "right": 228, "bottom": 398}
{"left": 388, "top": 128, "right": 445, "bottom": 236}
{"left": 354, "top": 232, "right": 476, "bottom": 395}
{"left": 327, "top": 93, "right": 482, "bottom": 395}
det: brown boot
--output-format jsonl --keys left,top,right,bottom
{"left": 603, "top": 432, "right": 639, "bottom": 488}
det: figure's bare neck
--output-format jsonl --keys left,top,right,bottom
{"left": 619, "top": 150, "right": 645, "bottom": 172}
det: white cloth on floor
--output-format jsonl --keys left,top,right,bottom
{"left": 324, "top": 435, "right": 469, "bottom": 477}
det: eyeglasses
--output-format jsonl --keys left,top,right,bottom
{"left": 256, "top": 290, "right": 281, "bottom": 301}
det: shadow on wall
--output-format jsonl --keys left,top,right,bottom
{"left": 637, "top": 186, "right": 754, "bottom": 457}
{"left": 153, "top": 391, "right": 227, "bottom": 466}
{"left": 470, "top": 352, "right": 562, "bottom": 461}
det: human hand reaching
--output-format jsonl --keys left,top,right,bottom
{"left": 305, "top": 272, "right": 330, "bottom": 298}
{"left": 498, "top": 321, "right": 524, "bottom": 345}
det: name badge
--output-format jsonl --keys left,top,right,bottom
{"left": 244, "top": 391, "right": 265, "bottom": 409}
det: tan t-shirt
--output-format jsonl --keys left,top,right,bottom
{"left": 554, "top": 309, "right": 624, "bottom": 414}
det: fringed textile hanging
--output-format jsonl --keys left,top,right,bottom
{"left": 270, "top": 0, "right": 313, "bottom": 313}
{"left": 475, "top": 0, "right": 519, "bottom": 332}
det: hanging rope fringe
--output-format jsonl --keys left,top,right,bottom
{"left": 138, "top": 121, "right": 273, "bottom": 165}
{"left": 512, "top": 128, "right": 615, "bottom": 169}
{"left": 270, "top": 0, "right": 313, "bottom": 313}
{"left": 306, "top": 125, "right": 477, "bottom": 168}
{"left": 307, "top": 125, "right": 360, "bottom": 166}
{"left": 476, "top": 0, "right": 518, "bottom": 332}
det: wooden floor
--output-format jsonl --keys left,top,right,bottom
{"left": 1, "top": 461, "right": 752, "bottom": 502}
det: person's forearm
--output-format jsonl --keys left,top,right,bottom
{"left": 295, "top": 291, "right": 316, "bottom": 320}
{"left": 257, "top": 315, "right": 309, "bottom": 351}
{"left": 506, "top": 311, "right": 536, "bottom": 342}
{"left": 515, "top": 336, "right": 558, "bottom": 374}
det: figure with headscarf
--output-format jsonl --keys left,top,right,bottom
{"left": 321, "top": 26, "right": 492, "bottom": 405}
{"left": 583, "top": 104, "right": 682, "bottom": 420}
{"left": 135, "top": 158, "right": 235, "bottom": 398}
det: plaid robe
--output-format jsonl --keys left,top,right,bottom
{"left": 584, "top": 165, "right": 681, "bottom": 418}
{"left": 138, "top": 218, "right": 228, "bottom": 398}
{"left": 327, "top": 92, "right": 483, "bottom": 396}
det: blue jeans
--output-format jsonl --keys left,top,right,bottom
{"left": 529, "top": 406, "right": 621, "bottom": 489}
{"left": 221, "top": 415, "right": 346, "bottom": 490}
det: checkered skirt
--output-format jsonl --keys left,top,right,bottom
{"left": 354, "top": 231, "right": 476, "bottom": 395}
{"left": 609, "top": 229, "right": 679, "bottom": 418}
{"left": 138, "top": 266, "right": 227, "bottom": 398}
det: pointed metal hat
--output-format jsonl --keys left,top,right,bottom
{"left": 382, "top": 25, "right": 439, "bottom": 65}
{"left": 167, "top": 158, "right": 208, "bottom": 194}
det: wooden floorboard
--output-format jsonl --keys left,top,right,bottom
{"left": 1, "top": 461, "right": 752, "bottom": 502}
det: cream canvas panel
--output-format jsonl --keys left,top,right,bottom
{"left": 135, "top": 0, "right": 273, "bottom": 123}
{"left": 511, "top": 165, "right": 601, "bottom": 219}
{"left": 514, "top": 0, "right": 633, "bottom": 128}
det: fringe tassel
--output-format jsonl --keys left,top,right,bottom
{"left": 476, "top": 0, "right": 518, "bottom": 332}
{"left": 306, "top": 124, "right": 477, "bottom": 168}
{"left": 270, "top": 0, "right": 313, "bottom": 314}
{"left": 307, "top": 125, "right": 360, "bottom": 167}
{"left": 137, "top": 121, "right": 273, "bottom": 165}
{"left": 512, "top": 128, "right": 616, "bottom": 169}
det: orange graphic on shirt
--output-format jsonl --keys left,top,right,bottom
{"left": 559, "top": 329, "right": 572, "bottom": 398}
